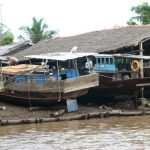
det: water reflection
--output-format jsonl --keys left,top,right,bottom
{"left": 0, "top": 116, "right": 150, "bottom": 150}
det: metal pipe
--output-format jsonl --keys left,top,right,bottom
{"left": 75, "top": 59, "right": 78, "bottom": 76}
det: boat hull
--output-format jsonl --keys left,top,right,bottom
{"left": 0, "top": 89, "right": 88, "bottom": 105}
{"left": 0, "top": 73, "right": 99, "bottom": 105}
{"left": 86, "top": 77, "right": 150, "bottom": 101}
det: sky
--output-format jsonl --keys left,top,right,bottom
{"left": 0, "top": 0, "right": 150, "bottom": 40}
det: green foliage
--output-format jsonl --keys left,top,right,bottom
{"left": 127, "top": 2, "right": 150, "bottom": 25}
{"left": 1, "top": 34, "right": 14, "bottom": 44}
{"left": 0, "top": 32, "right": 14, "bottom": 45}
{"left": 19, "top": 17, "right": 57, "bottom": 44}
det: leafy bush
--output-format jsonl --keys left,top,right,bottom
{"left": 0, "top": 34, "right": 14, "bottom": 45}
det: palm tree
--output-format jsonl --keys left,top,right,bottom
{"left": 19, "top": 17, "right": 57, "bottom": 44}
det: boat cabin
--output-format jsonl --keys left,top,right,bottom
{"left": 93, "top": 54, "right": 150, "bottom": 80}
{"left": 93, "top": 54, "right": 116, "bottom": 73}
{"left": 2, "top": 52, "right": 97, "bottom": 85}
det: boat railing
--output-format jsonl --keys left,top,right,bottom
{"left": 13, "top": 71, "right": 92, "bottom": 85}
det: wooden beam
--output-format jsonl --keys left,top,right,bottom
{"left": 136, "top": 83, "right": 150, "bottom": 87}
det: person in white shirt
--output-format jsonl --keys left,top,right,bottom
{"left": 85, "top": 58, "right": 93, "bottom": 72}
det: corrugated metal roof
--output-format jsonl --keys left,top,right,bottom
{"left": 94, "top": 53, "right": 150, "bottom": 59}
{"left": 25, "top": 52, "right": 97, "bottom": 61}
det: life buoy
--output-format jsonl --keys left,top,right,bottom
{"left": 131, "top": 60, "right": 140, "bottom": 72}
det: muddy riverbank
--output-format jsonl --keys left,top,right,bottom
{"left": 0, "top": 100, "right": 137, "bottom": 120}
{"left": 0, "top": 100, "right": 150, "bottom": 126}
{"left": 0, "top": 101, "right": 101, "bottom": 120}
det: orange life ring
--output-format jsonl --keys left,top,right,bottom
{"left": 131, "top": 60, "right": 140, "bottom": 72}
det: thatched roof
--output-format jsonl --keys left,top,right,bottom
{"left": 13, "top": 25, "right": 150, "bottom": 60}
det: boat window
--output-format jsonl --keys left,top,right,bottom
{"left": 101, "top": 58, "right": 105, "bottom": 64}
{"left": 110, "top": 58, "right": 113, "bottom": 64}
{"left": 97, "top": 57, "right": 116, "bottom": 64}
{"left": 144, "top": 60, "right": 150, "bottom": 67}
{"left": 117, "top": 58, "right": 122, "bottom": 63}
{"left": 106, "top": 58, "right": 109, "bottom": 64}
{"left": 98, "top": 58, "right": 100, "bottom": 64}
{"left": 148, "top": 61, "right": 150, "bottom": 67}
{"left": 128, "top": 58, "right": 132, "bottom": 64}
{"left": 115, "top": 58, "right": 117, "bottom": 63}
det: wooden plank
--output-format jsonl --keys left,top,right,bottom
{"left": 4, "top": 80, "right": 65, "bottom": 92}
{"left": 4, "top": 73, "right": 99, "bottom": 93}
{"left": 136, "top": 83, "right": 150, "bottom": 87}
{"left": 64, "top": 73, "right": 99, "bottom": 93}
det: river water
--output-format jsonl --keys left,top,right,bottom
{"left": 0, "top": 116, "right": 150, "bottom": 150}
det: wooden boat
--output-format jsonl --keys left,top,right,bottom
{"left": 86, "top": 54, "right": 150, "bottom": 101}
{"left": 0, "top": 52, "right": 99, "bottom": 105}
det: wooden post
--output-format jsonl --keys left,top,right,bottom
{"left": 0, "top": 60, "right": 4, "bottom": 92}
{"left": 139, "top": 41, "right": 144, "bottom": 99}
{"left": 139, "top": 41, "right": 144, "bottom": 78}
{"left": 0, "top": 60, "right": 3, "bottom": 81}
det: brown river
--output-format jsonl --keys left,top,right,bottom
{"left": 0, "top": 116, "right": 150, "bottom": 150}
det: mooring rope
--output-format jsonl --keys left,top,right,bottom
{"left": 26, "top": 73, "right": 38, "bottom": 118}
{"left": 56, "top": 60, "right": 61, "bottom": 102}
{"left": 27, "top": 74, "right": 33, "bottom": 107}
